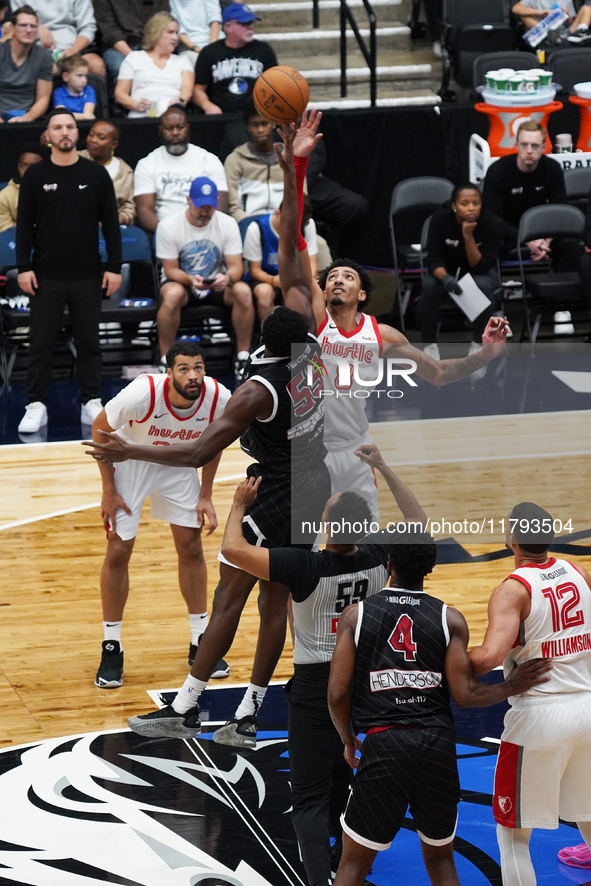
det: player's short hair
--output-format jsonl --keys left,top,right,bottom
{"left": 516, "top": 119, "right": 547, "bottom": 143}
{"left": 19, "top": 142, "right": 49, "bottom": 160}
{"left": 11, "top": 4, "right": 37, "bottom": 25}
{"left": 451, "top": 182, "right": 481, "bottom": 203}
{"left": 166, "top": 341, "right": 205, "bottom": 368}
{"left": 244, "top": 101, "right": 265, "bottom": 124}
{"left": 387, "top": 532, "right": 437, "bottom": 585}
{"left": 60, "top": 53, "right": 88, "bottom": 74}
{"left": 317, "top": 259, "right": 373, "bottom": 308}
{"left": 46, "top": 107, "right": 77, "bottom": 125}
{"left": 325, "top": 492, "right": 373, "bottom": 543}
{"left": 261, "top": 306, "right": 309, "bottom": 357}
{"left": 509, "top": 501, "right": 554, "bottom": 554}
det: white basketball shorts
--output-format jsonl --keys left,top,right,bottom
{"left": 324, "top": 433, "right": 379, "bottom": 522}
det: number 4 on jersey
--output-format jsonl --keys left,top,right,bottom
{"left": 388, "top": 614, "right": 417, "bottom": 661}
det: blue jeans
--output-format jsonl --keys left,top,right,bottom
{"left": 103, "top": 47, "right": 125, "bottom": 85}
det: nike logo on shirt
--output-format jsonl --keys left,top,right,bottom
{"left": 79, "top": 184, "right": 88, "bottom": 189}
{"left": 154, "top": 413, "right": 168, "bottom": 419}
{"left": 535, "top": 186, "right": 544, "bottom": 191}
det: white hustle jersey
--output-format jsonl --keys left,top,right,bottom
{"left": 317, "top": 309, "right": 383, "bottom": 450}
{"left": 504, "top": 557, "right": 591, "bottom": 699}
{"left": 105, "top": 374, "right": 231, "bottom": 446}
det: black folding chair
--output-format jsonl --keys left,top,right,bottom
{"left": 548, "top": 48, "right": 591, "bottom": 97}
{"left": 517, "top": 203, "right": 588, "bottom": 342}
{"left": 565, "top": 166, "right": 591, "bottom": 213}
{"left": 440, "top": 0, "right": 514, "bottom": 96}
{"left": 389, "top": 177, "right": 454, "bottom": 330}
{"left": 472, "top": 51, "right": 537, "bottom": 92}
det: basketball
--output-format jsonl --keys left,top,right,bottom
{"left": 253, "top": 66, "right": 309, "bottom": 124}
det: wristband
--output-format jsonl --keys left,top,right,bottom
{"left": 227, "top": 275, "right": 234, "bottom": 288}
{"left": 185, "top": 273, "right": 191, "bottom": 286}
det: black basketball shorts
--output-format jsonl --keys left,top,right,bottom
{"left": 342, "top": 726, "right": 460, "bottom": 850}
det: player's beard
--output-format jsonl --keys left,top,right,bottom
{"left": 329, "top": 295, "right": 345, "bottom": 306}
{"left": 173, "top": 377, "right": 202, "bottom": 401}
{"left": 166, "top": 142, "right": 188, "bottom": 156}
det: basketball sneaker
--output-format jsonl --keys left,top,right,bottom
{"left": 81, "top": 398, "right": 103, "bottom": 424}
{"left": 213, "top": 714, "right": 257, "bottom": 748}
{"left": 18, "top": 402, "right": 48, "bottom": 434}
{"left": 558, "top": 842, "right": 591, "bottom": 868}
{"left": 188, "top": 640, "right": 230, "bottom": 678}
{"left": 128, "top": 704, "right": 202, "bottom": 738}
{"left": 95, "top": 640, "right": 123, "bottom": 688}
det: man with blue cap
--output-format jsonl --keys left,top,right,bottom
{"left": 193, "top": 3, "right": 277, "bottom": 117}
{"left": 155, "top": 175, "right": 254, "bottom": 379}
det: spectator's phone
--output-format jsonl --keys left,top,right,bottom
{"left": 202, "top": 277, "right": 216, "bottom": 285}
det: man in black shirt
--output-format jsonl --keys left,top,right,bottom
{"left": 328, "top": 537, "right": 551, "bottom": 886}
{"left": 16, "top": 109, "right": 121, "bottom": 434}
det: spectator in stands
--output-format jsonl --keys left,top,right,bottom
{"left": 0, "top": 6, "right": 52, "bottom": 123}
{"left": 134, "top": 107, "right": 228, "bottom": 231}
{"left": 0, "top": 141, "right": 48, "bottom": 231}
{"left": 115, "top": 12, "right": 194, "bottom": 118}
{"left": 93, "top": 0, "right": 170, "bottom": 84}
{"left": 53, "top": 54, "right": 96, "bottom": 120}
{"left": 225, "top": 105, "right": 287, "bottom": 221}
{"left": 512, "top": 0, "right": 591, "bottom": 42}
{"left": 155, "top": 176, "right": 253, "bottom": 379}
{"left": 170, "top": 0, "right": 221, "bottom": 66}
{"left": 0, "top": 0, "right": 12, "bottom": 39}
{"left": 421, "top": 182, "right": 505, "bottom": 363}
{"left": 193, "top": 5, "right": 276, "bottom": 116}
{"left": 243, "top": 197, "right": 320, "bottom": 320}
{"left": 306, "top": 138, "right": 369, "bottom": 259}
{"left": 80, "top": 120, "right": 136, "bottom": 225}
{"left": 16, "top": 109, "right": 121, "bottom": 435}
{"left": 482, "top": 119, "right": 581, "bottom": 334}
{"left": 9, "top": 0, "right": 106, "bottom": 77}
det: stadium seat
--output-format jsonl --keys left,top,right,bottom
{"left": 440, "top": 0, "right": 514, "bottom": 96}
{"left": 548, "top": 48, "right": 591, "bottom": 98}
{"left": 472, "top": 51, "right": 537, "bottom": 93}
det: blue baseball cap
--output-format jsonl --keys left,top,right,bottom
{"left": 222, "top": 3, "right": 261, "bottom": 24}
{"left": 189, "top": 177, "right": 218, "bottom": 207}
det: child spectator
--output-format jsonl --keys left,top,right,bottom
{"left": 53, "top": 53, "right": 95, "bottom": 119}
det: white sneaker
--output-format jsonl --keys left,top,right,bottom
{"left": 80, "top": 398, "right": 103, "bottom": 424}
{"left": 18, "top": 401, "right": 48, "bottom": 434}
{"left": 468, "top": 341, "right": 487, "bottom": 381}
{"left": 553, "top": 311, "right": 574, "bottom": 335}
{"left": 423, "top": 343, "right": 440, "bottom": 361}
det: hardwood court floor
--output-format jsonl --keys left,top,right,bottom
{"left": 0, "top": 410, "right": 589, "bottom": 749}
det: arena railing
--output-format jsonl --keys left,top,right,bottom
{"left": 339, "top": 0, "right": 377, "bottom": 106}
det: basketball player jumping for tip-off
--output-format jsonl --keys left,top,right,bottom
{"left": 85, "top": 110, "right": 331, "bottom": 741}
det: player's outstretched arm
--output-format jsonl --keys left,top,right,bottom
{"left": 445, "top": 607, "right": 551, "bottom": 707}
{"left": 469, "top": 577, "right": 532, "bottom": 674}
{"left": 84, "top": 381, "right": 274, "bottom": 468}
{"left": 354, "top": 444, "right": 427, "bottom": 526}
{"left": 380, "top": 316, "right": 510, "bottom": 387}
{"left": 275, "top": 110, "right": 323, "bottom": 333}
{"left": 220, "top": 477, "right": 271, "bottom": 578}
{"left": 329, "top": 605, "right": 363, "bottom": 768}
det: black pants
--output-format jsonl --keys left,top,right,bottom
{"left": 26, "top": 276, "right": 103, "bottom": 405}
{"left": 420, "top": 267, "right": 500, "bottom": 343}
{"left": 286, "top": 663, "right": 352, "bottom": 886}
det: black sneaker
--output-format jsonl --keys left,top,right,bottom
{"left": 95, "top": 640, "right": 123, "bottom": 688}
{"left": 188, "top": 640, "right": 230, "bottom": 679}
{"left": 127, "top": 704, "right": 202, "bottom": 738}
{"left": 213, "top": 714, "right": 257, "bottom": 748}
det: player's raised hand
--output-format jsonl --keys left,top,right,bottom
{"left": 275, "top": 121, "right": 296, "bottom": 172}
{"left": 354, "top": 444, "right": 387, "bottom": 470}
{"left": 292, "top": 108, "right": 323, "bottom": 158}
{"left": 197, "top": 495, "right": 218, "bottom": 536}
{"left": 232, "top": 476, "right": 262, "bottom": 509}
{"left": 83, "top": 430, "right": 131, "bottom": 463}
{"left": 506, "top": 658, "right": 552, "bottom": 695}
{"left": 101, "top": 490, "right": 132, "bottom": 533}
{"left": 481, "top": 315, "right": 510, "bottom": 360}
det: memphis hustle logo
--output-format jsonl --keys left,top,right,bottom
{"left": 148, "top": 426, "right": 203, "bottom": 440}
{"left": 0, "top": 729, "right": 300, "bottom": 886}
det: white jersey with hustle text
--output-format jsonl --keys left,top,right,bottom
{"left": 317, "top": 309, "right": 383, "bottom": 451}
{"left": 105, "top": 374, "right": 231, "bottom": 445}
{"left": 504, "top": 557, "right": 591, "bottom": 699}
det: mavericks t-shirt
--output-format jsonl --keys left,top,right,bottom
{"left": 194, "top": 39, "right": 278, "bottom": 112}
{"left": 156, "top": 208, "right": 242, "bottom": 287}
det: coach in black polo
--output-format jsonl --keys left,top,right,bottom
{"left": 16, "top": 108, "right": 121, "bottom": 434}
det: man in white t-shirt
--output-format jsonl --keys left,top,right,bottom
{"left": 134, "top": 107, "right": 228, "bottom": 231}
{"left": 243, "top": 205, "right": 318, "bottom": 320}
{"left": 156, "top": 176, "right": 254, "bottom": 379}
{"left": 92, "top": 340, "right": 232, "bottom": 689}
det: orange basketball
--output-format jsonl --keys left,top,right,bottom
{"left": 253, "top": 66, "right": 309, "bottom": 124}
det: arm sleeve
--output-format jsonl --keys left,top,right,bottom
{"left": 262, "top": 42, "right": 278, "bottom": 68}
{"left": 304, "top": 218, "right": 318, "bottom": 256}
{"left": 117, "top": 53, "right": 136, "bottom": 81}
{"left": 15, "top": 168, "right": 37, "bottom": 272}
{"left": 92, "top": 0, "right": 125, "bottom": 48}
{"left": 223, "top": 151, "right": 244, "bottom": 220}
{"left": 104, "top": 375, "right": 154, "bottom": 428}
{"left": 213, "top": 383, "right": 232, "bottom": 418}
{"left": 204, "top": 0, "right": 222, "bottom": 24}
{"left": 294, "top": 155, "right": 308, "bottom": 252}
{"left": 471, "top": 213, "right": 504, "bottom": 274}
{"left": 98, "top": 168, "right": 122, "bottom": 272}
{"left": 132, "top": 156, "right": 154, "bottom": 197}
{"left": 481, "top": 163, "right": 507, "bottom": 223}
{"left": 0, "top": 184, "right": 17, "bottom": 232}
{"left": 194, "top": 47, "right": 211, "bottom": 86}
{"left": 268, "top": 548, "right": 320, "bottom": 600}
{"left": 72, "top": 0, "right": 97, "bottom": 43}
{"left": 204, "top": 154, "right": 228, "bottom": 191}
{"left": 180, "top": 53, "right": 195, "bottom": 72}
{"left": 53, "top": 85, "right": 67, "bottom": 106}
{"left": 85, "top": 85, "right": 97, "bottom": 105}
{"left": 546, "top": 158, "right": 567, "bottom": 204}
{"left": 222, "top": 215, "right": 244, "bottom": 257}
{"left": 242, "top": 222, "right": 263, "bottom": 261}
{"left": 426, "top": 211, "right": 448, "bottom": 275}
{"left": 115, "top": 161, "right": 137, "bottom": 225}
{"left": 155, "top": 219, "right": 180, "bottom": 261}
{"left": 38, "top": 47, "right": 54, "bottom": 81}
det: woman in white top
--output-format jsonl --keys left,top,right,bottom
{"left": 114, "top": 12, "right": 195, "bottom": 119}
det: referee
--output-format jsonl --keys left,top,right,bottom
{"left": 16, "top": 109, "right": 121, "bottom": 435}
{"left": 219, "top": 445, "right": 427, "bottom": 886}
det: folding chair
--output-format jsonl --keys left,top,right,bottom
{"left": 472, "top": 51, "right": 537, "bottom": 92}
{"left": 565, "top": 166, "right": 591, "bottom": 213}
{"left": 548, "top": 48, "right": 591, "bottom": 97}
{"left": 440, "top": 0, "right": 514, "bottom": 96}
